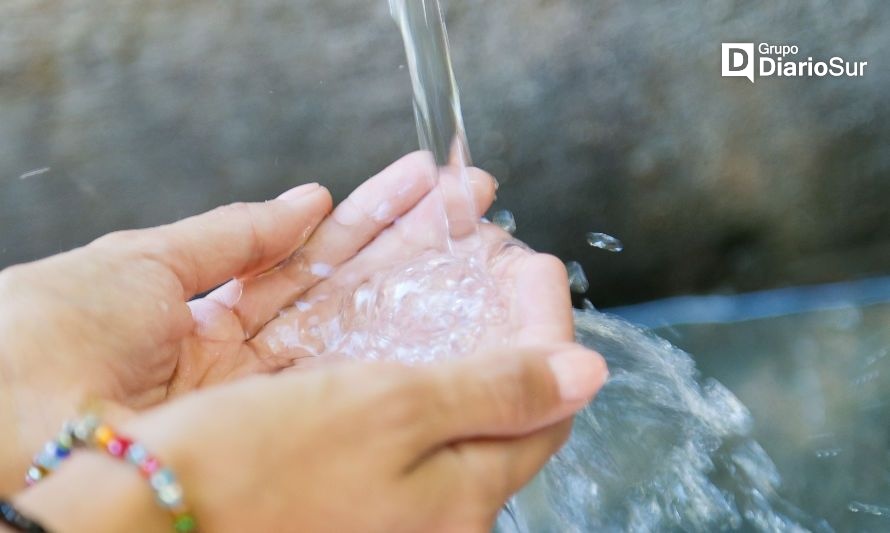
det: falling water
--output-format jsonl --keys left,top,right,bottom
{"left": 566, "top": 261, "right": 590, "bottom": 294}
{"left": 388, "top": 0, "right": 478, "bottom": 242}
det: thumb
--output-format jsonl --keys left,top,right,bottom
{"left": 416, "top": 344, "right": 608, "bottom": 447}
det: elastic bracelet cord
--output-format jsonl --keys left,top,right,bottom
{"left": 0, "top": 499, "right": 49, "bottom": 533}
{"left": 25, "top": 414, "right": 197, "bottom": 533}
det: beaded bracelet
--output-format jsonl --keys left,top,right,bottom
{"left": 26, "top": 414, "right": 197, "bottom": 533}
{"left": 0, "top": 499, "right": 50, "bottom": 533}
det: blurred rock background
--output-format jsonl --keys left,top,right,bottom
{"left": 1, "top": 0, "right": 887, "bottom": 307}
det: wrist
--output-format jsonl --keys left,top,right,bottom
{"left": 13, "top": 451, "right": 170, "bottom": 533}
{"left": 0, "top": 374, "right": 85, "bottom": 494}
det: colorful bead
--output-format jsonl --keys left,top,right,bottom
{"left": 56, "top": 428, "right": 74, "bottom": 450}
{"left": 140, "top": 457, "right": 160, "bottom": 477}
{"left": 25, "top": 466, "right": 44, "bottom": 485}
{"left": 106, "top": 437, "right": 131, "bottom": 457}
{"left": 157, "top": 483, "right": 184, "bottom": 508}
{"left": 72, "top": 414, "right": 99, "bottom": 442}
{"left": 34, "top": 449, "right": 60, "bottom": 471}
{"left": 125, "top": 443, "right": 148, "bottom": 465}
{"left": 150, "top": 468, "right": 175, "bottom": 490}
{"left": 93, "top": 425, "right": 114, "bottom": 447}
{"left": 174, "top": 514, "right": 197, "bottom": 532}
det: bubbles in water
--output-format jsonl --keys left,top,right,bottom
{"left": 586, "top": 232, "right": 624, "bottom": 252}
{"left": 490, "top": 210, "right": 517, "bottom": 234}
{"left": 566, "top": 261, "right": 589, "bottom": 294}
{"left": 267, "top": 251, "right": 508, "bottom": 365}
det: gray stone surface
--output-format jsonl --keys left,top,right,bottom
{"left": 1, "top": 0, "right": 888, "bottom": 306}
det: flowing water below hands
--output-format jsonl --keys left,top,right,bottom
{"left": 499, "top": 311, "right": 829, "bottom": 532}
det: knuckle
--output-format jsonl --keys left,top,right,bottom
{"left": 224, "top": 201, "right": 266, "bottom": 266}
{"left": 223, "top": 201, "right": 253, "bottom": 220}
{"left": 91, "top": 229, "right": 141, "bottom": 250}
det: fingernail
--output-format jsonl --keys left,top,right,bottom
{"left": 548, "top": 349, "right": 608, "bottom": 402}
{"left": 277, "top": 183, "right": 320, "bottom": 203}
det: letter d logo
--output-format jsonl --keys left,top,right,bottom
{"left": 722, "top": 43, "right": 754, "bottom": 83}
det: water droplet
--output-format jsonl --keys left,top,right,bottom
{"left": 490, "top": 210, "right": 516, "bottom": 234}
{"left": 582, "top": 299, "right": 596, "bottom": 312}
{"left": 848, "top": 501, "right": 890, "bottom": 516}
{"left": 586, "top": 232, "right": 623, "bottom": 252}
{"left": 19, "top": 167, "right": 51, "bottom": 180}
{"left": 566, "top": 261, "right": 589, "bottom": 294}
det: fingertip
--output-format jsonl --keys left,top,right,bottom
{"left": 466, "top": 167, "right": 497, "bottom": 215}
{"left": 276, "top": 182, "right": 320, "bottom": 202}
{"left": 316, "top": 185, "right": 334, "bottom": 212}
{"left": 548, "top": 347, "right": 608, "bottom": 403}
{"left": 277, "top": 183, "right": 333, "bottom": 215}
{"left": 530, "top": 253, "right": 569, "bottom": 282}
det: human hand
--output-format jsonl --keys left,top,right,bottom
{"left": 15, "top": 344, "right": 607, "bottom": 533}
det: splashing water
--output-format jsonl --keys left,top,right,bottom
{"left": 566, "top": 261, "right": 590, "bottom": 294}
{"left": 499, "top": 312, "right": 829, "bottom": 532}
{"left": 586, "top": 231, "right": 624, "bottom": 253}
{"left": 490, "top": 210, "right": 517, "bottom": 234}
{"left": 264, "top": 0, "right": 827, "bottom": 529}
